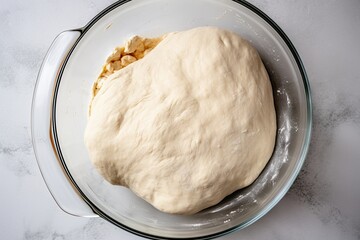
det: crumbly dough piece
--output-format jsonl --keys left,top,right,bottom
{"left": 92, "top": 36, "right": 162, "bottom": 99}
{"left": 85, "top": 27, "right": 276, "bottom": 215}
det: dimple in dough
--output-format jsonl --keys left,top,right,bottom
{"left": 85, "top": 27, "right": 276, "bottom": 215}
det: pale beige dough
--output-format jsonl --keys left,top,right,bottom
{"left": 85, "top": 27, "right": 276, "bottom": 215}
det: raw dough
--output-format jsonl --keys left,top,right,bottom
{"left": 92, "top": 36, "right": 162, "bottom": 99}
{"left": 85, "top": 27, "right": 276, "bottom": 215}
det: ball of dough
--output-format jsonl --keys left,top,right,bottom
{"left": 85, "top": 27, "right": 276, "bottom": 215}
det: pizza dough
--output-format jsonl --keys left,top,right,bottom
{"left": 85, "top": 27, "right": 276, "bottom": 215}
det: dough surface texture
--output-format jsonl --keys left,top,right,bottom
{"left": 85, "top": 27, "right": 276, "bottom": 215}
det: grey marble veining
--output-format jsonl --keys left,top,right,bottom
{"left": 1, "top": 0, "right": 359, "bottom": 239}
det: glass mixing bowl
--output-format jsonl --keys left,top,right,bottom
{"left": 31, "top": 0, "right": 312, "bottom": 239}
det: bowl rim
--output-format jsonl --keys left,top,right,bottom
{"left": 50, "top": 0, "right": 312, "bottom": 239}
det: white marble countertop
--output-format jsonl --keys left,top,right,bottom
{"left": 1, "top": 0, "right": 359, "bottom": 239}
